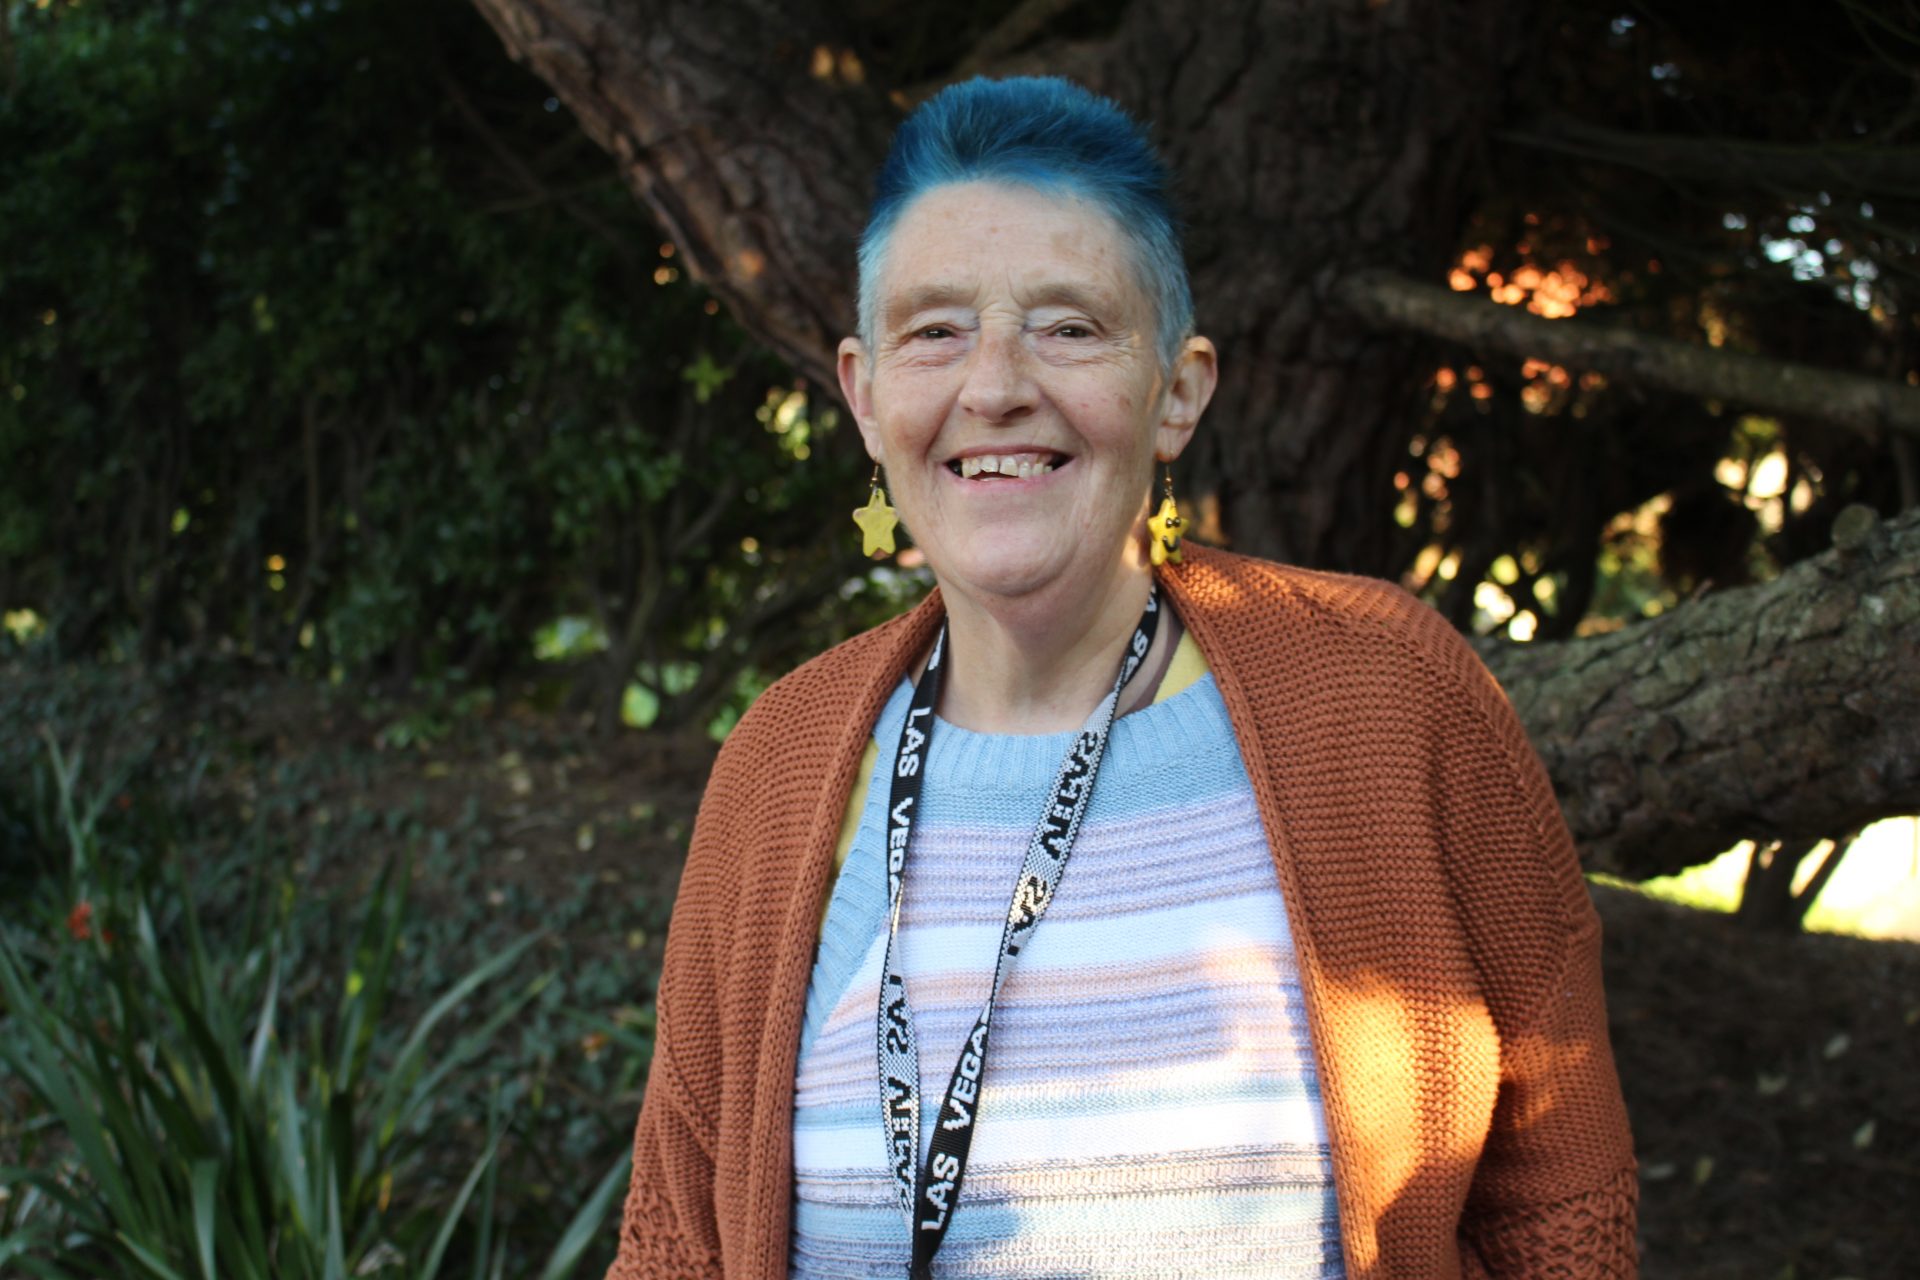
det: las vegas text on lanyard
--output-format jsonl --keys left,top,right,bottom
{"left": 876, "top": 586, "right": 1161, "bottom": 1278}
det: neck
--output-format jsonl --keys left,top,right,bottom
{"left": 933, "top": 550, "right": 1157, "bottom": 736}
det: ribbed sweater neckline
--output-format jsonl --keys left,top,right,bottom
{"left": 913, "top": 664, "right": 1228, "bottom": 784}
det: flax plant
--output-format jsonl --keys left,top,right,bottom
{"left": 0, "top": 737, "right": 629, "bottom": 1279}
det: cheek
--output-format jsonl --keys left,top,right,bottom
{"left": 1055, "top": 365, "right": 1158, "bottom": 438}
{"left": 1074, "top": 390, "right": 1158, "bottom": 458}
{"left": 875, "top": 382, "right": 953, "bottom": 454}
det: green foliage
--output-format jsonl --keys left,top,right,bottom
{"left": 0, "top": 729, "right": 628, "bottom": 1279}
{"left": 0, "top": 0, "right": 890, "bottom": 728}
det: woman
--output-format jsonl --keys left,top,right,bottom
{"left": 606, "top": 77, "right": 1637, "bottom": 1279}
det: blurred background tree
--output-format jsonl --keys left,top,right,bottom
{"left": 0, "top": 0, "right": 904, "bottom": 739}
{"left": 1, "top": 0, "right": 1916, "bottom": 879}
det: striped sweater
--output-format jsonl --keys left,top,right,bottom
{"left": 789, "top": 654, "right": 1345, "bottom": 1277}
{"left": 601, "top": 547, "right": 1638, "bottom": 1280}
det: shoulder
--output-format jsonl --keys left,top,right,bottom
{"left": 671, "top": 591, "right": 940, "bottom": 942}
{"left": 1170, "top": 545, "right": 1493, "bottom": 700}
{"left": 709, "top": 588, "right": 941, "bottom": 785}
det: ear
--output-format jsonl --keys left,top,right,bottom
{"left": 838, "top": 337, "right": 884, "bottom": 463}
{"left": 1154, "top": 335, "right": 1218, "bottom": 463}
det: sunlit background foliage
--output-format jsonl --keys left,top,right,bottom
{"left": 8, "top": 4, "right": 1917, "bottom": 721}
{"left": 0, "top": 0, "right": 917, "bottom": 742}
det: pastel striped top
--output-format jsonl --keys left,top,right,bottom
{"left": 789, "top": 644, "right": 1346, "bottom": 1278}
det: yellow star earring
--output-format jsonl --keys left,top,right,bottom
{"left": 1148, "top": 462, "right": 1185, "bottom": 566}
{"left": 852, "top": 462, "right": 898, "bottom": 559}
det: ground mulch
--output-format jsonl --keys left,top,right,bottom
{"left": 1597, "top": 884, "right": 1919, "bottom": 1279}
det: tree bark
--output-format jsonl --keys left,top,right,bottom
{"left": 1087, "top": 0, "right": 1541, "bottom": 569}
{"left": 1734, "top": 833, "right": 1856, "bottom": 934}
{"left": 1337, "top": 270, "right": 1920, "bottom": 440}
{"left": 1482, "top": 506, "right": 1920, "bottom": 879}
{"left": 466, "top": 0, "right": 889, "bottom": 379}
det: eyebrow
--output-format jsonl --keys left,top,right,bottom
{"left": 881, "top": 283, "right": 976, "bottom": 332}
{"left": 1019, "top": 281, "right": 1122, "bottom": 316}
{"left": 880, "top": 280, "right": 1125, "bottom": 331}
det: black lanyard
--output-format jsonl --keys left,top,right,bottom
{"left": 876, "top": 587, "right": 1161, "bottom": 1279}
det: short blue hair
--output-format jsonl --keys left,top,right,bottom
{"left": 857, "top": 76, "right": 1194, "bottom": 369}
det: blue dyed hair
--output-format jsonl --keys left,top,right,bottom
{"left": 857, "top": 76, "right": 1194, "bottom": 369}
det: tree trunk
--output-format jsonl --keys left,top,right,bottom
{"left": 1079, "top": 2, "right": 1542, "bottom": 570}
{"left": 1734, "top": 834, "right": 1856, "bottom": 934}
{"left": 465, "top": 0, "right": 889, "bottom": 378}
{"left": 1483, "top": 506, "right": 1920, "bottom": 878}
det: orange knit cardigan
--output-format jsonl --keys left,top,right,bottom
{"left": 606, "top": 547, "right": 1638, "bottom": 1279}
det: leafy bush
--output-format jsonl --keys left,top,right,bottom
{"left": 0, "top": 735, "right": 628, "bottom": 1279}
{"left": 0, "top": 0, "right": 900, "bottom": 731}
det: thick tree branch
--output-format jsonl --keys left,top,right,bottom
{"left": 1498, "top": 117, "right": 1920, "bottom": 198}
{"left": 468, "top": 0, "right": 887, "bottom": 384}
{"left": 1482, "top": 505, "right": 1920, "bottom": 878}
{"left": 1336, "top": 269, "right": 1920, "bottom": 439}
{"left": 953, "top": 0, "right": 1090, "bottom": 78}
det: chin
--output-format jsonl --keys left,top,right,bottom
{"left": 935, "top": 540, "right": 1068, "bottom": 602}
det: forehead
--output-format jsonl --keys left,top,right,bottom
{"left": 876, "top": 181, "right": 1142, "bottom": 316}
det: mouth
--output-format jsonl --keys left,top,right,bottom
{"left": 943, "top": 449, "right": 1072, "bottom": 481}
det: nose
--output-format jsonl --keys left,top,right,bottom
{"left": 956, "top": 325, "right": 1037, "bottom": 424}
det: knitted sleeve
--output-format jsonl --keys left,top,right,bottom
{"left": 1424, "top": 616, "right": 1640, "bottom": 1278}
{"left": 604, "top": 1080, "right": 723, "bottom": 1280}
{"left": 603, "top": 735, "right": 748, "bottom": 1280}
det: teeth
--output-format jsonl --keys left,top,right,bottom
{"left": 954, "top": 452, "right": 1061, "bottom": 478}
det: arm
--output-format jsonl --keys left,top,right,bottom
{"left": 1457, "top": 901, "right": 1639, "bottom": 1277}
{"left": 1431, "top": 626, "right": 1639, "bottom": 1277}
{"left": 604, "top": 750, "right": 746, "bottom": 1280}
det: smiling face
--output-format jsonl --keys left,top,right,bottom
{"left": 840, "top": 181, "right": 1215, "bottom": 610}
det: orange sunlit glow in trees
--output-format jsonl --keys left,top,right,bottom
{"left": 1519, "top": 358, "right": 1574, "bottom": 415}
{"left": 1404, "top": 217, "right": 1663, "bottom": 641}
{"left": 810, "top": 45, "right": 866, "bottom": 85}
{"left": 1448, "top": 232, "right": 1615, "bottom": 319}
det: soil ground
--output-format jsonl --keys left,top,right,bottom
{"left": 1596, "top": 885, "right": 1919, "bottom": 1279}
{"left": 9, "top": 664, "right": 1918, "bottom": 1278}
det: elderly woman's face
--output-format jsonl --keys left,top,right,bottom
{"left": 841, "top": 181, "right": 1203, "bottom": 605}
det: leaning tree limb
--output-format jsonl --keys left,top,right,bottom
{"left": 1335, "top": 269, "right": 1920, "bottom": 439}
{"left": 468, "top": 0, "right": 888, "bottom": 383}
{"left": 1496, "top": 117, "right": 1920, "bottom": 200}
{"left": 1482, "top": 504, "right": 1920, "bottom": 878}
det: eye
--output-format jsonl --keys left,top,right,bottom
{"left": 1052, "top": 322, "right": 1095, "bottom": 339}
{"left": 913, "top": 324, "right": 957, "bottom": 340}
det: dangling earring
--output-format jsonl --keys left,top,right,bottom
{"left": 852, "top": 461, "right": 899, "bottom": 559}
{"left": 1148, "top": 462, "right": 1185, "bottom": 566}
